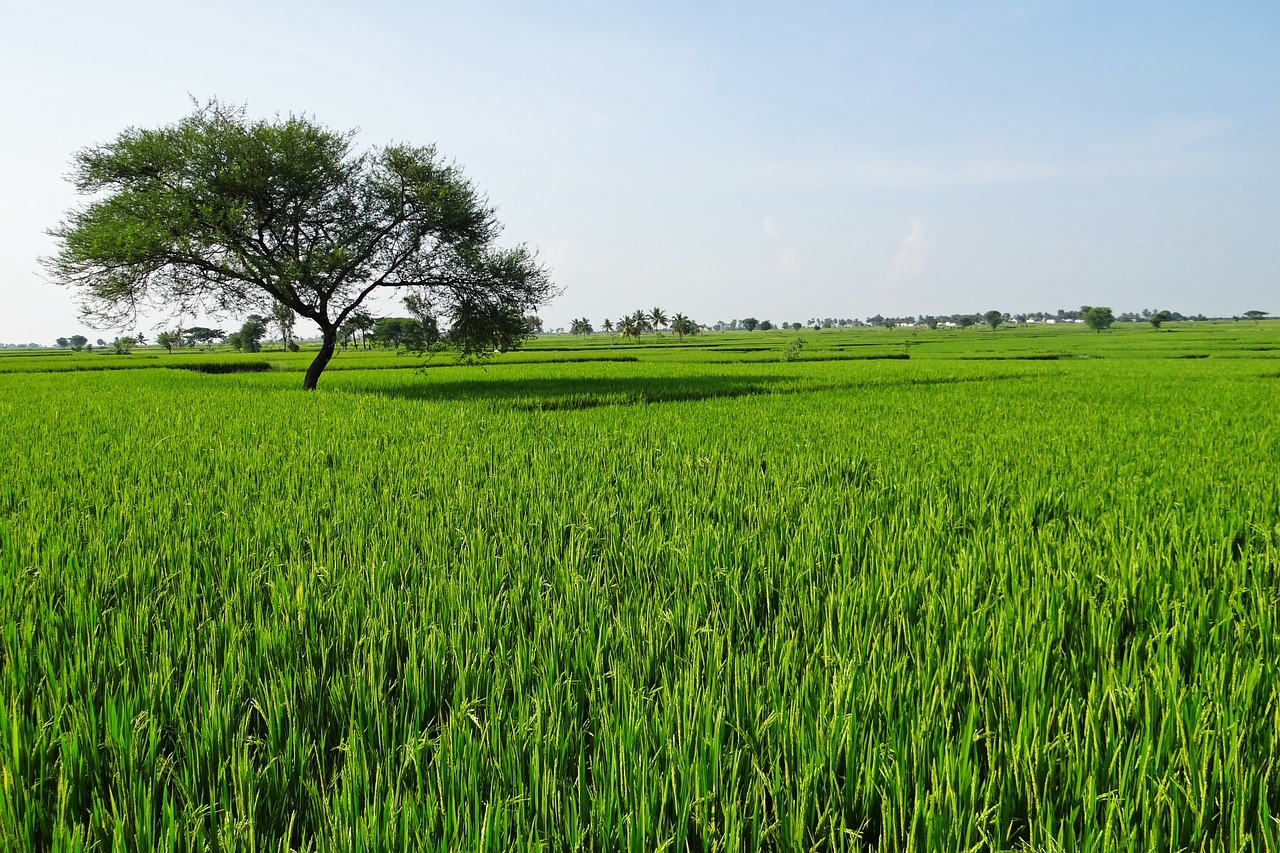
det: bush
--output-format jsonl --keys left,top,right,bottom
{"left": 783, "top": 337, "right": 806, "bottom": 362}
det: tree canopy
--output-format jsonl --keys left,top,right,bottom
{"left": 45, "top": 100, "right": 554, "bottom": 389}
{"left": 372, "top": 316, "right": 435, "bottom": 351}
{"left": 1081, "top": 306, "right": 1115, "bottom": 332}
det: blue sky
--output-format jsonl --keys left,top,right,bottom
{"left": 2, "top": 0, "right": 1276, "bottom": 342}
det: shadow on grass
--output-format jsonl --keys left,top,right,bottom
{"left": 352, "top": 373, "right": 798, "bottom": 411}
{"left": 342, "top": 371, "right": 1040, "bottom": 411}
{"left": 169, "top": 361, "right": 274, "bottom": 374}
{"left": 957, "top": 354, "right": 1066, "bottom": 361}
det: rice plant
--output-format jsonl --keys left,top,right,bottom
{"left": 1, "top": 325, "right": 1277, "bottom": 850}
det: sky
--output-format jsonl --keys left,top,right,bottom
{"left": 1, "top": 0, "right": 1277, "bottom": 343}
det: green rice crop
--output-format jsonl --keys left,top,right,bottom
{"left": 1, "top": 324, "right": 1278, "bottom": 850}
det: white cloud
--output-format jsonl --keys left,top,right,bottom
{"left": 763, "top": 216, "right": 781, "bottom": 238}
{"left": 776, "top": 245, "right": 801, "bottom": 270}
{"left": 889, "top": 217, "right": 927, "bottom": 283}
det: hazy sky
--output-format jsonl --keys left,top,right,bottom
{"left": 2, "top": 0, "right": 1276, "bottom": 342}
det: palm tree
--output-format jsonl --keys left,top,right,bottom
{"left": 649, "top": 307, "right": 668, "bottom": 337}
{"left": 631, "top": 310, "right": 652, "bottom": 341}
{"left": 618, "top": 311, "right": 649, "bottom": 342}
{"left": 670, "top": 312, "right": 699, "bottom": 341}
{"left": 602, "top": 318, "right": 613, "bottom": 334}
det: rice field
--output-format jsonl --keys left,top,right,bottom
{"left": 1, "top": 322, "right": 1278, "bottom": 851}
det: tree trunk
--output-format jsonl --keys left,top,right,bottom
{"left": 303, "top": 327, "right": 337, "bottom": 390}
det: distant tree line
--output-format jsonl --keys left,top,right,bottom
{"left": 546, "top": 306, "right": 1273, "bottom": 338}
{"left": 37, "top": 306, "right": 1271, "bottom": 352}
{"left": 571, "top": 309, "right": 703, "bottom": 342}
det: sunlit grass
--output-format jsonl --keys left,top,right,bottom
{"left": 1, "top": 326, "right": 1278, "bottom": 850}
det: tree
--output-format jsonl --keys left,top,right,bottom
{"left": 1149, "top": 310, "right": 1172, "bottom": 329}
{"left": 45, "top": 100, "right": 553, "bottom": 390}
{"left": 670, "top": 313, "right": 699, "bottom": 341}
{"left": 601, "top": 318, "right": 613, "bottom": 335}
{"left": 377, "top": 300, "right": 448, "bottom": 353}
{"left": 339, "top": 309, "right": 374, "bottom": 349}
{"left": 1244, "top": 310, "right": 1269, "bottom": 323}
{"left": 621, "top": 310, "right": 652, "bottom": 342}
{"left": 184, "top": 327, "right": 225, "bottom": 348}
{"left": 649, "top": 307, "right": 668, "bottom": 335}
{"left": 271, "top": 301, "right": 296, "bottom": 350}
{"left": 1081, "top": 305, "right": 1115, "bottom": 332}
{"left": 338, "top": 316, "right": 359, "bottom": 349}
{"left": 759, "top": 320, "right": 774, "bottom": 331}
{"left": 55, "top": 337, "right": 70, "bottom": 348}
{"left": 68, "top": 335, "right": 88, "bottom": 352}
{"left": 570, "top": 317, "right": 593, "bottom": 337}
{"left": 741, "top": 317, "right": 760, "bottom": 332}
{"left": 156, "top": 331, "right": 180, "bottom": 352}
{"left": 234, "top": 315, "right": 268, "bottom": 352}
{"left": 783, "top": 336, "right": 805, "bottom": 362}
{"left": 112, "top": 336, "right": 136, "bottom": 354}
{"left": 983, "top": 310, "right": 1003, "bottom": 330}
{"left": 371, "top": 317, "right": 431, "bottom": 351}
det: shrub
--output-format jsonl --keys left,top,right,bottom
{"left": 783, "top": 337, "right": 806, "bottom": 362}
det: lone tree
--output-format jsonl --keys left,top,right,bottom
{"left": 44, "top": 100, "right": 554, "bottom": 390}
{"left": 1244, "top": 310, "right": 1269, "bottom": 323}
{"left": 983, "top": 310, "right": 1003, "bottom": 330}
{"left": 1149, "top": 310, "right": 1172, "bottom": 329}
{"left": 1081, "top": 305, "right": 1115, "bottom": 332}
{"left": 233, "top": 315, "right": 268, "bottom": 353}
{"left": 184, "top": 327, "right": 225, "bottom": 348}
